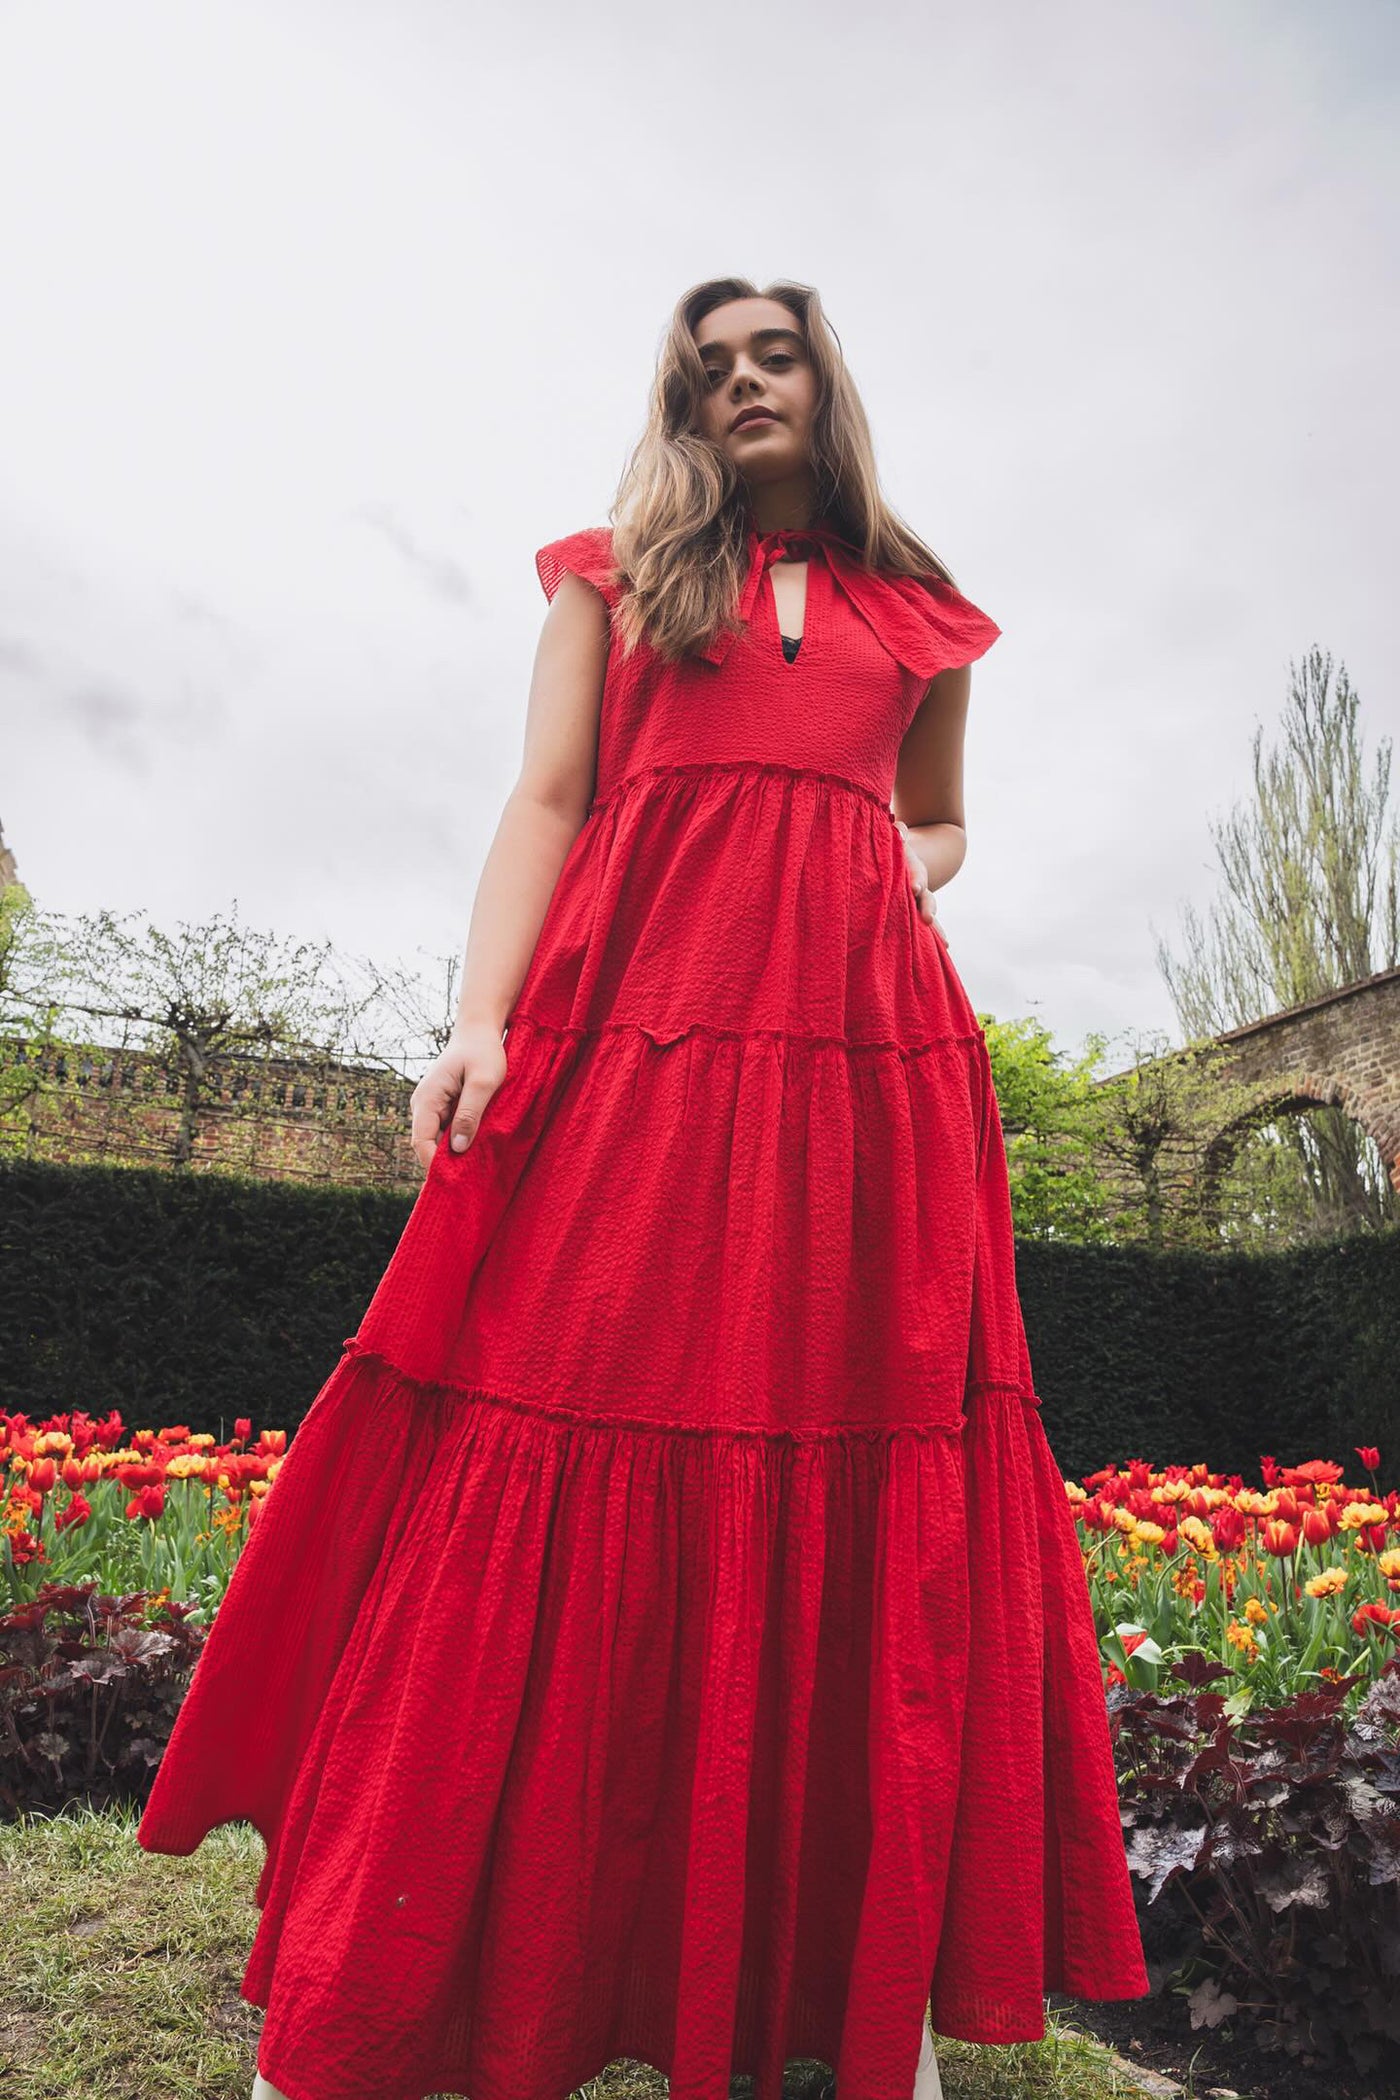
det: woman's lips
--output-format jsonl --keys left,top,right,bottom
{"left": 732, "top": 411, "right": 779, "bottom": 432}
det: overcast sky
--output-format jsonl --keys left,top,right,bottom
{"left": 2, "top": 0, "right": 1395, "bottom": 1068}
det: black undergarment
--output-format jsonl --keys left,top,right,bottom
{"left": 781, "top": 633, "right": 801, "bottom": 663}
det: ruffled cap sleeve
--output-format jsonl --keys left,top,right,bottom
{"left": 829, "top": 560, "right": 1002, "bottom": 680}
{"left": 535, "top": 526, "right": 623, "bottom": 611}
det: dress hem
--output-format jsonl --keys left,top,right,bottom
{"left": 135, "top": 1339, "right": 1151, "bottom": 2088}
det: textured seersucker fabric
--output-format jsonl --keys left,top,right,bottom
{"left": 137, "top": 519, "right": 1150, "bottom": 2100}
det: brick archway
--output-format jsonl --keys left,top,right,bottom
{"left": 1200, "top": 965, "right": 1400, "bottom": 1194}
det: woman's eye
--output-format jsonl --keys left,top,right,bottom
{"left": 702, "top": 355, "right": 795, "bottom": 386}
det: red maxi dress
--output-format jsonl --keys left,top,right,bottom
{"left": 138, "top": 519, "right": 1150, "bottom": 2100}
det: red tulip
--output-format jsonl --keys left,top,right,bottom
{"left": 1211, "top": 1505, "right": 1246, "bottom": 1552}
{"left": 1282, "top": 1460, "right": 1345, "bottom": 1489}
{"left": 53, "top": 1492, "right": 92, "bottom": 1532}
{"left": 113, "top": 1460, "right": 165, "bottom": 1488}
{"left": 1301, "top": 1506, "right": 1333, "bottom": 1547}
{"left": 1352, "top": 1602, "right": 1400, "bottom": 1637}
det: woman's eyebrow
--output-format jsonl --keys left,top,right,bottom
{"left": 695, "top": 327, "right": 806, "bottom": 359}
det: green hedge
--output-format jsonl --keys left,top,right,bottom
{"left": 2, "top": 1158, "right": 1397, "bottom": 1486}
{"left": 0, "top": 1157, "right": 404, "bottom": 1444}
{"left": 1010, "top": 1230, "right": 1400, "bottom": 1484}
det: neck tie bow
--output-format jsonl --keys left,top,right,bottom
{"left": 754, "top": 524, "right": 846, "bottom": 569}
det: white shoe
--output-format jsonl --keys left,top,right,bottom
{"left": 813, "top": 2015, "right": 943, "bottom": 2100}
{"left": 912, "top": 2014, "right": 944, "bottom": 2100}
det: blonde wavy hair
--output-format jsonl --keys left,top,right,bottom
{"left": 604, "top": 276, "right": 960, "bottom": 664}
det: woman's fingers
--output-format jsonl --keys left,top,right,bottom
{"left": 406, "top": 1029, "right": 510, "bottom": 1175}
{"left": 410, "top": 1083, "right": 452, "bottom": 1171}
{"left": 449, "top": 1067, "right": 501, "bottom": 1153}
{"left": 897, "top": 831, "right": 938, "bottom": 923}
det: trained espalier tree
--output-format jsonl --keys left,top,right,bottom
{"left": 1082, "top": 1028, "right": 1269, "bottom": 1252}
{"left": 0, "top": 898, "right": 468, "bottom": 1169}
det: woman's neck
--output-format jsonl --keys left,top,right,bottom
{"left": 743, "top": 469, "right": 820, "bottom": 536}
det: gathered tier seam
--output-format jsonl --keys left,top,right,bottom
{"left": 336, "top": 1339, "right": 988, "bottom": 1443}
{"left": 967, "top": 1377, "right": 1046, "bottom": 1408}
{"left": 504, "top": 1014, "right": 987, "bottom": 1054}
{"left": 587, "top": 758, "right": 896, "bottom": 818}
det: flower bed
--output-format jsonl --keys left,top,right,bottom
{"left": 1073, "top": 1447, "right": 1400, "bottom": 1715}
{"left": 3, "top": 1406, "right": 281, "bottom": 1622}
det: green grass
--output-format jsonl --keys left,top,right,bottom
{"left": 0, "top": 1802, "right": 1167, "bottom": 2100}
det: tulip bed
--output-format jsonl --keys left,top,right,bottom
{"left": 1071, "top": 1445, "right": 1400, "bottom": 1717}
{"left": 2, "top": 1408, "right": 284, "bottom": 1626}
{"left": 4, "top": 1407, "right": 1400, "bottom": 1706}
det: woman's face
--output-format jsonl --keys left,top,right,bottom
{"left": 692, "top": 297, "right": 819, "bottom": 488}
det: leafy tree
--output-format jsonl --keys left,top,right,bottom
{"left": 982, "top": 1013, "right": 1117, "bottom": 1242}
{"left": 0, "top": 876, "right": 73, "bottom": 1149}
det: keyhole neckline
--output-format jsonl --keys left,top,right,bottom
{"left": 763, "top": 551, "right": 817, "bottom": 667}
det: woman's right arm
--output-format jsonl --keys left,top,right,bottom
{"left": 408, "top": 571, "right": 610, "bottom": 1172}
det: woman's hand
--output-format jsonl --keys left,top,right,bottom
{"left": 408, "top": 1021, "right": 509, "bottom": 1175}
{"left": 894, "top": 819, "right": 940, "bottom": 928}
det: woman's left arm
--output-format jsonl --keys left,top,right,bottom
{"left": 891, "top": 664, "right": 972, "bottom": 926}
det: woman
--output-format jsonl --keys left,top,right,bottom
{"left": 139, "top": 275, "right": 1150, "bottom": 2100}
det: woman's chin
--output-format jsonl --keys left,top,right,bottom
{"left": 730, "top": 445, "right": 805, "bottom": 483}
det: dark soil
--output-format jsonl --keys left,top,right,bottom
{"left": 1048, "top": 1985, "right": 1397, "bottom": 2100}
